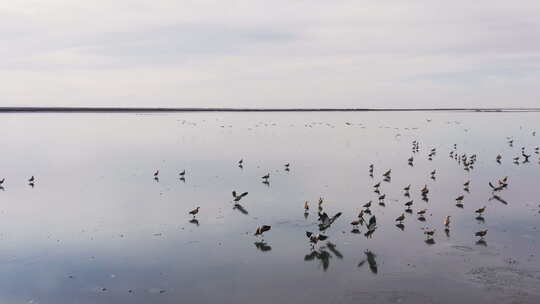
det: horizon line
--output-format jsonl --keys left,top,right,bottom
{"left": 1, "top": 106, "right": 540, "bottom": 113}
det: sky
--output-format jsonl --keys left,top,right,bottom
{"left": 1, "top": 0, "right": 539, "bottom": 108}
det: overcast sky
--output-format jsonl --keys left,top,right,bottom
{"left": 1, "top": 1, "right": 539, "bottom": 108}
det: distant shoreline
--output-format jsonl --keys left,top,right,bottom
{"left": 1, "top": 107, "right": 540, "bottom": 113}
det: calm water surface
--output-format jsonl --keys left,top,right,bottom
{"left": 0, "top": 112, "right": 539, "bottom": 304}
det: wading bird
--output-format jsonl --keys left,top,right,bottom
{"left": 189, "top": 207, "right": 200, "bottom": 218}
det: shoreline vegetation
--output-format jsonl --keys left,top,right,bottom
{"left": 1, "top": 107, "right": 540, "bottom": 113}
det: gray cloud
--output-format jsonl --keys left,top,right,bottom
{"left": 1, "top": 0, "right": 539, "bottom": 108}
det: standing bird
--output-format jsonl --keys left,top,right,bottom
{"left": 475, "top": 206, "right": 486, "bottom": 215}
{"left": 475, "top": 229, "right": 488, "bottom": 239}
{"left": 395, "top": 213, "right": 405, "bottom": 223}
{"left": 254, "top": 225, "right": 271, "bottom": 237}
{"left": 153, "top": 170, "right": 159, "bottom": 178}
{"left": 424, "top": 229, "right": 435, "bottom": 239}
{"left": 304, "top": 201, "right": 309, "bottom": 211}
{"left": 28, "top": 176, "right": 35, "bottom": 183}
{"left": 179, "top": 170, "right": 186, "bottom": 177}
{"left": 363, "top": 201, "right": 372, "bottom": 209}
{"left": 383, "top": 169, "right": 392, "bottom": 178}
{"left": 455, "top": 195, "right": 464, "bottom": 202}
{"left": 188, "top": 207, "right": 200, "bottom": 218}
{"left": 444, "top": 216, "right": 451, "bottom": 229}
{"left": 404, "top": 200, "right": 413, "bottom": 208}
{"left": 262, "top": 173, "right": 270, "bottom": 180}
{"left": 0, "top": 178, "right": 4, "bottom": 185}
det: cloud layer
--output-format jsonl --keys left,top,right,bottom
{"left": 1, "top": 0, "right": 539, "bottom": 108}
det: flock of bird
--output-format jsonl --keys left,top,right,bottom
{"left": 2, "top": 132, "right": 538, "bottom": 272}
{"left": 169, "top": 138, "right": 540, "bottom": 255}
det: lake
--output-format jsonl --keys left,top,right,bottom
{"left": 0, "top": 111, "right": 539, "bottom": 304}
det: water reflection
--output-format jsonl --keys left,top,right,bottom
{"left": 0, "top": 112, "right": 538, "bottom": 304}
{"left": 304, "top": 242, "right": 342, "bottom": 272}
{"left": 358, "top": 250, "right": 378, "bottom": 274}
{"left": 254, "top": 241, "right": 272, "bottom": 252}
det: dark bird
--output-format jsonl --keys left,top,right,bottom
{"left": 475, "top": 229, "right": 488, "bottom": 239}
{"left": 179, "top": 170, "right": 186, "bottom": 177}
{"left": 232, "top": 191, "right": 248, "bottom": 202}
{"left": 262, "top": 173, "right": 270, "bottom": 180}
{"left": 424, "top": 228, "right": 435, "bottom": 239}
{"left": 417, "top": 209, "right": 427, "bottom": 216}
{"left": 153, "top": 170, "right": 159, "bottom": 177}
{"left": 306, "top": 231, "right": 328, "bottom": 245}
{"left": 366, "top": 215, "right": 377, "bottom": 231}
{"left": 475, "top": 206, "right": 486, "bottom": 215}
{"left": 254, "top": 225, "right": 271, "bottom": 237}
{"left": 382, "top": 169, "right": 391, "bottom": 177}
{"left": 395, "top": 213, "right": 405, "bottom": 223}
{"left": 404, "top": 200, "right": 413, "bottom": 208}
{"left": 403, "top": 184, "right": 411, "bottom": 191}
{"left": 0, "top": 178, "right": 4, "bottom": 185}
{"left": 188, "top": 206, "right": 200, "bottom": 218}
{"left": 28, "top": 176, "right": 35, "bottom": 183}
{"left": 304, "top": 201, "right": 309, "bottom": 211}
{"left": 363, "top": 201, "right": 372, "bottom": 209}
{"left": 318, "top": 212, "right": 342, "bottom": 230}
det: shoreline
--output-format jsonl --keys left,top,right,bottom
{"left": 1, "top": 107, "right": 540, "bottom": 113}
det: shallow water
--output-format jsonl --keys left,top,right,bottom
{"left": 0, "top": 112, "right": 539, "bottom": 304}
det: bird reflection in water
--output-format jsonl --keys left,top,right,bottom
{"left": 262, "top": 180, "right": 270, "bottom": 186}
{"left": 179, "top": 177, "right": 186, "bottom": 183}
{"left": 357, "top": 250, "right": 378, "bottom": 274}
{"left": 188, "top": 219, "right": 200, "bottom": 226}
{"left": 254, "top": 241, "right": 272, "bottom": 252}
{"left": 233, "top": 203, "right": 249, "bottom": 215}
{"left": 475, "top": 239, "right": 488, "bottom": 247}
{"left": 475, "top": 216, "right": 485, "bottom": 223}
{"left": 304, "top": 242, "right": 342, "bottom": 271}
{"left": 0, "top": 186, "right": 4, "bottom": 191}
{"left": 489, "top": 195, "right": 508, "bottom": 205}
{"left": 396, "top": 223, "right": 405, "bottom": 231}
